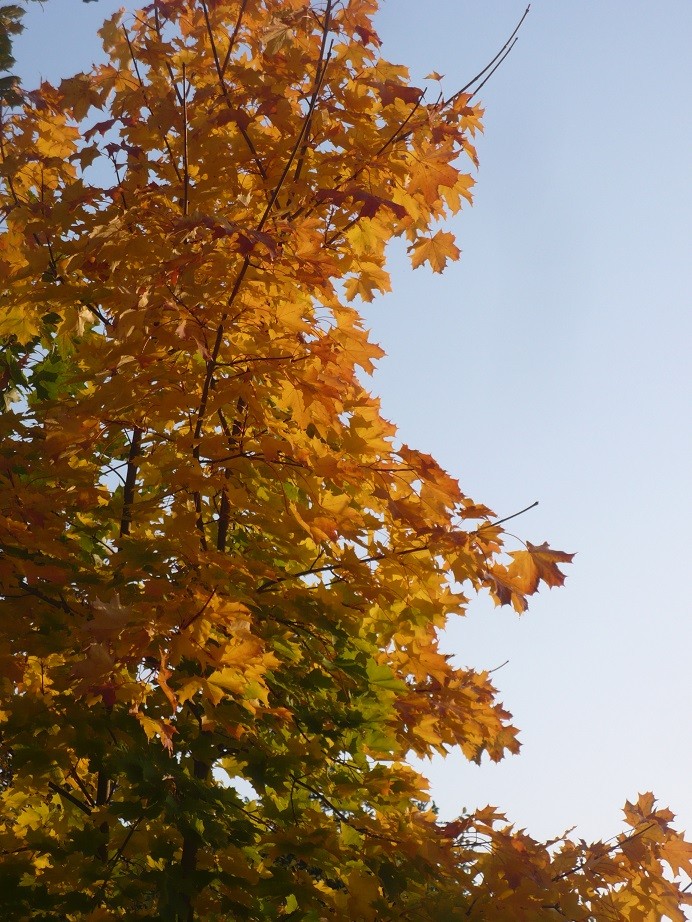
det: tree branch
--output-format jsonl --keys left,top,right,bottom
{"left": 122, "top": 24, "right": 182, "bottom": 184}
{"left": 292, "top": 776, "right": 399, "bottom": 844}
{"left": 447, "top": 5, "right": 530, "bottom": 105}
{"left": 93, "top": 816, "right": 144, "bottom": 905}
{"left": 154, "top": 0, "right": 185, "bottom": 106}
{"left": 178, "top": 758, "right": 209, "bottom": 921}
{"left": 47, "top": 780, "right": 92, "bottom": 816}
{"left": 258, "top": 543, "right": 429, "bottom": 592}
{"left": 479, "top": 500, "right": 538, "bottom": 531}
{"left": 291, "top": 0, "right": 334, "bottom": 188}
{"left": 200, "top": 0, "right": 266, "bottom": 181}
{"left": 551, "top": 821, "right": 658, "bottom": 883}
{"left": 190, "top": 10, "right": 336, "bottom": 546}
{"left": 221, "top": 0, "right": 248, "bottom": 76}
{"left": 181, "top": 63, "right": 190, "bottom": 216}
{"left": 119, "top": 427, "right": 142, "bottom": 539}
{"left": 69, "top": 764, "right": 96, "bottom": 808}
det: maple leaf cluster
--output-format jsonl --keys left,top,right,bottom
{"left": 0, "top": 1, "right": 690, "bottom": 918}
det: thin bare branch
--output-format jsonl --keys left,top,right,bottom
{"left": 93, "top": 816, "right": 144, "bottom": 903}
{"left": 221, "top": 0, "right": 249, "bottom": 77}
{"left": 480, "top": 500, "right": 539, "bottom": 531}
{"left": 469, "top": 38, "right": 519, "bottom": 99}
{"left": 179, "top": 588, "right": 217, "bottom": 632}
{"left": 446, "top": 5, "right": 530, "bottom": 105}
{"left": 255, "top": 5, "right": 334, "bottom": 234}
{"left": 292, "top": 776, "right": 400, "bottom": 844}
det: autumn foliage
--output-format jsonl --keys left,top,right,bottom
{"left": 0, "top": 1, "right": 690, "bottom": 919}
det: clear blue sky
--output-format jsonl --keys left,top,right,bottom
{"left": 14, "top": 0, "right": 692, "bottom": 847}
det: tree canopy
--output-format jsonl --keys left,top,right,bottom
{"left": 1, "top": 1, "right": 691, "bottom": 919}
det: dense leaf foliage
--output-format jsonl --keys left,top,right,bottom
{"left": 1, "top": 1, "right": 690, "bottom": 918}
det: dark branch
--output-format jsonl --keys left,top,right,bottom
{"left": 47, "top": 781, "right": 92, "bottom": 816}
{"left": 447, "top": 5, "right": 530, "bottom": 104}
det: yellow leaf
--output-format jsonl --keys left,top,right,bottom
{"left": 408, "top": 230, "right": 460, "bottom": 272}
{"left": 343, "top": 264, "right": 391, "bottom": 301}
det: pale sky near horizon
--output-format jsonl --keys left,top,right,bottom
{"left": 11, "top": 0, "right": 692, "bottom": 854}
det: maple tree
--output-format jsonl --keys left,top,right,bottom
{"left": 1, "top": 1, "right": 691, "bottom": 919}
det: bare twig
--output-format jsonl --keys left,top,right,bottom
{"left": 93, "top": 816, "right": 144, "bottom": 903}
{"left": 292, "top": 776, "right": 399, "bottom": 844}
{"left": 18, "top": 579, "right": 74, "bottom": 616}
{"left": 214, "top": 406, "right": 242, "bottom": 553}
{"left": 318, "top": 8, "right": 530, "bottom": 248}
{"left": 480, "top": 500, "right": 539, "bottom": 531}
{"left": 446, "top": 5, "right": 530, "bottom": 105}
{"left": 221, "top": 0, "right": 249, "bottom": 77}
{"left": 255, "top": 10, "right": 334, "bottom": 235}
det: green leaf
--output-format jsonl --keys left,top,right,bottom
{"left": 365, "top": 659, "right": 406, "bottom": 692}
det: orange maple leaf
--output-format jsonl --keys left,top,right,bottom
{"left": 408, "top": 230, "right": 460, "bottom": 273}
{"left": 507, "top": 541, "right": 574, "bottom": 594}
